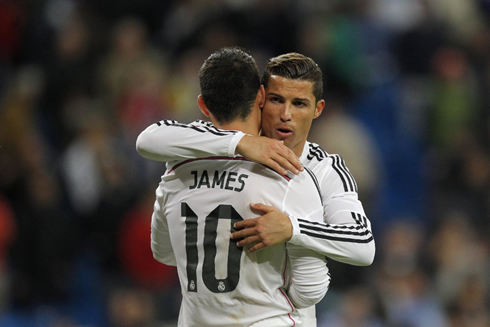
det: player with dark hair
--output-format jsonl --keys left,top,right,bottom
{"left": 232, "top": 53, "right": 375, "bottom": 262}
{"left": 139, "top": 51, "right": 374, "bottom": 326}
{"left": 138, "top": 52, "right": 375, "bottom": 263}
{"left": 148, "top": 47, "right": 329, "bottom": 327}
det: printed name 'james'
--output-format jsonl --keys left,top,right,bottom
{"left": 190, "top": 170, "right": 248, "bottom": 192}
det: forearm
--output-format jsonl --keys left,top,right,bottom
{"left": 151, "top": 200, "right": 177, "bottom": 266}
{"left": 288, "top": 212, "right": 375, "bottom": 266}
{"left": 136, "top": 120, "right": 245, "bottom": 162}
{"left": 286, "top": 244, "right": 330, "bottom": 309}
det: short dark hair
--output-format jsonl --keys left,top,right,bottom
{"left": 262, "top": 53, "right": 323, "bottom": 102}
{"left": 199, "top": 47, "right": 260, "bottom": 124}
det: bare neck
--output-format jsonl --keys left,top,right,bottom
{"left": 212, "top": 106, "right": 261, "bottom": 136}
{"left": 215, "top": 120, "right": 259, "bottom": 136}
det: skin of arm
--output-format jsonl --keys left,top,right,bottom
{"left": 136, "top": 120, "right": 302, "bottom": 176}
{"left": 139, "top": 120, "right": 374, "bottom": 266}
{"left": 233, "top": 203, "right": 375, "bottom": 266}
{"left": 232, "top": 203, "right": 293, "bottom": 251}
{"left": 232, "top": 158, "right": 376, "bottom": 266}
{"left": 235, "top": 135, "right": 303, "bottom": 175}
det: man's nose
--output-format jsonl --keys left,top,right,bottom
{"left": 280, "top": 104, "right": 292, "bottom": 121}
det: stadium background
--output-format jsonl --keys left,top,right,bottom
{"left": 0, "top": 0, "right": 488, "bottom": 326}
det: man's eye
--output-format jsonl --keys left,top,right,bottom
{"left": 294, "top": 102, "right": 306, "bottom": 107}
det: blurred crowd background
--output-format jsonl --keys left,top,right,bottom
{"left": 0, "top": 0, "right": 489, "bottom": 326}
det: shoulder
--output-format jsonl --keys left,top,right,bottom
{"left": 283, "top": 167, "right": 324, "bottom": 220}
{"left": 288, "top": 167, "right": 322, "bottom": 201}
{"left": 190, "top": 120, "right": 240, "bottom": 135}
{"left": 303, "top": 142, "right": 359, "bottom": 194}
{"left": 154, "top": 119, "right": 239, "bottom": 136}
{"left": 305, "top": 142, "right": 329, "bottom": 162}
{"left": 303, "top": 142, "right": 333, "bottom": 171}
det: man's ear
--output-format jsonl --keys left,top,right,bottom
{"left": 197, "top": 95, "right": 210, "bottom": 117}
{"left": 258, "top": 85, "right": 265, "bottom": 109}
{"left": 314, "top": 99, "right": 325, "bottom": 119}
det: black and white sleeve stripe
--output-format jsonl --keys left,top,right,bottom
{"left": 304, "top": 167, "right": 323, "bottom": 207}
{"left": 329, "top": 154, "right": 358, "bottom": 193}
{"left": 307, "top": 143, "right": 327, "bottom": 161}
{"left": 155, "top": 119, "right": 239, "bottom": 137}
{"left": 307, "top": 143, "right": 358, "bottom": 193}
{"left": 297, "top": 215, "right": 373, "bottom": 244}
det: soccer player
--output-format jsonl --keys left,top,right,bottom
{"left": 149, "top": 47, "right": 329, "bottom": 326}
{"left": 137, "top": 52, "right": 375, "bottom": 265}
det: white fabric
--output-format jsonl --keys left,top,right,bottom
{"left": 138, "top": 119, "right": 376, "bottom": 326}
{"left": 137, "top": 119, "right": 375, "bottom": 267}
{"left": 151, "top": 156, "right": 328, "bottom": 327}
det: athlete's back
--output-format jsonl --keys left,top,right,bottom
{"left": 152, "top": 157, "right": 328, "bottom": 327}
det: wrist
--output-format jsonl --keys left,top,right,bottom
{"left": 231, "top": 132, "right": 248, "bottom": 156}
{"left": 286, "top": 215, "right": 300, "bottom": 244}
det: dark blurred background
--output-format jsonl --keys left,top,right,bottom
{"left": 0, "top": 0, "right": 489, "bottom": 326}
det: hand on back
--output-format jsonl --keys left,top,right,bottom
{"left": 232, "top": 203, "right": 293, "bottom": 253}
{"left": 236, "top": 135, "right": 303, "bottom": 176}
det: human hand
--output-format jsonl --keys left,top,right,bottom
{"left": 231, "top": 203, "right": 293, "bottom": 253}
{"left": 236, "top": 135, "right": 303, "bottom": 176}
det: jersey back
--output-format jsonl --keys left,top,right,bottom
{"left": 156, "top": 157, "right": 323, "bottom": 327}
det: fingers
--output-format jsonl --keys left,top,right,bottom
{"left": 249, "top": 202, "right": 275, "bottom": 213}
{"left": 235, "top": 237, "right": 266, "bottom": 253}
{"left": 234, "top": 235, "right": 266, "bottom": 253}
{"left": 236, "top": 235, "right": 261, "bottom": 247}
{"left": 269, "top": 149, "right": 303, "bottom": 175}
{"left": 274, "top": 142, "right": 303, "bottom": 173}
{"left": 266, "top": 160, "right": 289, "bottom": 176}
{"left": 287, "top": 154, "right": 304, "bottom": 173}
{"left": 248, "top": 243, "right": 266, "bottom": 253}
{"left": 277, "top": 149, "right": 303, "bottom": 175}
{"left": 273, "top": 157, "right": 299, "bottom": 175}
{"left": 231, "top": 226, "right": 256, "bottom": 239}
{"left": 233, "top": 217, "right": 258, "bottom": 230}
{"left": 236, "top": 136, "right": 303, "bottom": 175}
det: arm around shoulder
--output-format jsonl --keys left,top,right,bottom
{"left": 136, "top": 120, "right": 245, "bottom": 161}
{"left": 136, "top": 123, "right": 170, "bottom": 161}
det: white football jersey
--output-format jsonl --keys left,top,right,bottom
{"left": 151, "top": 156, "right": 329, "bottom": 327}
{"left": 138, "top": 120, "right": 375, "bottom": 266}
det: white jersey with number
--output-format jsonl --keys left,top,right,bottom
{"left": 151, "top": 156, "right": 329, "bottom": 327}
{"left": 138, "top": 120, "right": 375, "bottom": 265}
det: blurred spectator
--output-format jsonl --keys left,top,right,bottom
{"left": 318, "top": 286, "right": 384, "bottom": 327}
{"left": 0, "top": 197, "right": 16, "bottom": 312}
{"left": 40, "top": 8, "right": 99, "bottom": 151}
{"left": 117, "top": 187, "right": 181, "bottom": 323}
{"left": 309, "top": 99, "right": 382, "bottom": 214}
{"left": 108, "top": 287, "right": 156, "bottom": 327}
{"left": 0, "top": 0, "right": 26, "bottom": 99}
{"left": 0, "top": 64, "right": 78, "bottom": 309}
{"left": 429, "top": 47, "right": 479, "bottom": 154}
{"left": 118, "top": 188, "right": 179, "bottom": 291}
{"left": 429, "top": 0, "right": 485, "bottom": 44}
{"left": 61, "top": 103, "right": 136, "bottom": 272}
{"left": 376, "top": 221, "right": 449, "bottom": 327}
{"left": 0, "top": 0, "right": 26, "bottom": 63}
{"left": 164, "top": 48, "right": 208, "bottom": 121}
{"left": 429, "top": 214, "right": 489, "bottom": 307}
